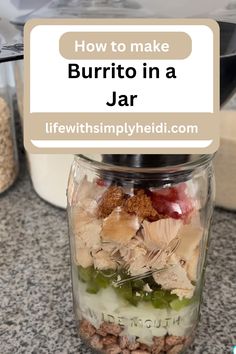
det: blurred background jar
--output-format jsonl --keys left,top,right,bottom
{"left": 214, "top": 107, "right": 236, "bottom": 210}
{"left": 14, "top": 59, "right": 74, "bottom": 209}
{"left": 214, "top": 14, "right": 236, "bottom": 210}
{"left": 0, "top": 36, "right": 19, "bottom": 194}
{"left": 0, "top": 1, "right": 74, "bottom": 208}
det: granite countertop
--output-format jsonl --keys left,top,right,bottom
{"left": 1, "top": 158, "right": 236, "bottom": 354}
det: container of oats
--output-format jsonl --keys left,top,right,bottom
{"left": 0, "top": 56, "right": 19, "bottom": 194}
{"left": 67, "top": 154, "right": 215, "bottom": 354}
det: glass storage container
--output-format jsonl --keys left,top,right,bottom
{"left": 14, "top": 59, "right": 74, "bottom": 208}
{"left": 214, "top": 110, "right": 236, "bottom": 210}
{"left": 0, "top": 56, "right": 19, "bottom": 193}
{"left": 67, "top": 154, "right": 215, "bottom": 354}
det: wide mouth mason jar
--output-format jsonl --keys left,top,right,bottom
{"left": 67, "top": 154, "right": 215, "bottom": 354}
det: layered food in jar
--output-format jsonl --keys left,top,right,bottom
{"left": 68, "top": 162, "right": 208, "bottom": 354}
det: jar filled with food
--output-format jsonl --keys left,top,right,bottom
{"left": 0, "top": 58, "right": 19, "bottom": 194}
{"left": 67, "top": 154, "right": 215, "bottom": 354}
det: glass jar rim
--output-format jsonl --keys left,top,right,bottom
{"left": 76, "top": 154, "right": 213, "bottom": 175}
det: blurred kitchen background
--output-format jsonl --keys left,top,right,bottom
{"left": 0, "top": 0, "right": 236, "bottom": 210}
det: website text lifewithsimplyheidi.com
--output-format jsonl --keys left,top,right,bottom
{"left": 45, "top": 122, "right": 198, "bottom": 137}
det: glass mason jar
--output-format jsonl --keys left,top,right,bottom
{"left": 0, "top": 59, "right": 19, "bottom": 194}
{"left": 67, "top": 154, "right": 215, "bottom": 354}
{"left": 14, "top": 59, "right": 74, "bottom": 208}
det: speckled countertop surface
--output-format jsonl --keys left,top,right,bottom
{"left": 0, "top": 156, "right": 236, "bottom": 354}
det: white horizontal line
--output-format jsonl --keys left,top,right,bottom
{"left": 31, "top": 140, "right": 213, "bottom": 148}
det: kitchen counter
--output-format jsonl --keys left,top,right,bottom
{"left": 0, "top": 159, "right": 236, "bottom": 354}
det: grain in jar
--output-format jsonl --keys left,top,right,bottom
{"left": 0, "top": 97, "right": 18, "bottom": 193}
